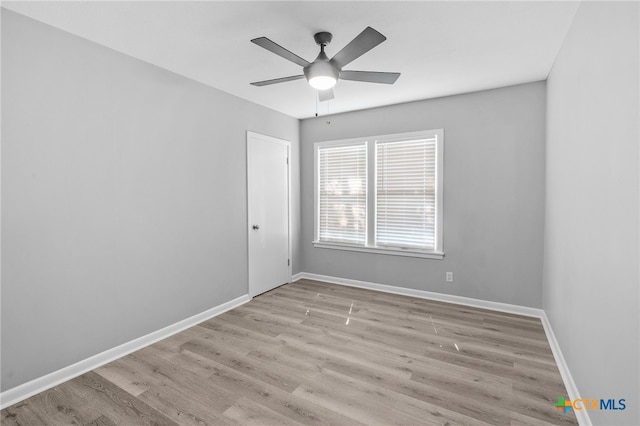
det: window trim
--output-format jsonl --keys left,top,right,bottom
{"left": 313, "top": 129, "right": 444, "bottom": 259}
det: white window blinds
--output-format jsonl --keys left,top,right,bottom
{"left": 317, "top": 144, "right": 367, "bottom": 245}
{"left": 376, "top": 137, "right": 438, "bottom": 250}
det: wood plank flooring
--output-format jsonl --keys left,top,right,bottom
{"left": 1, "top": 279, "right": 578, "bottom": 425}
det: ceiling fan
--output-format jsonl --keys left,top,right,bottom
{"left": 250, "top": 27, "right": 400, "bottom": 102}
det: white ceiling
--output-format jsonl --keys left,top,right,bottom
{"left": 3, "top": 1, "right": 580, "bottom": 119}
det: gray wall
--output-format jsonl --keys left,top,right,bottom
{"left": 300, "top": 82, "right": 546, "bottom": 308}
{"left": 543, "top": 2, "right": 639, "bottom": 425}
{"left": 1, "top": 10, "right": 300, "bottom": 392}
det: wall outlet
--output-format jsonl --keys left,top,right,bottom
{"left": 446, "top": 272, "right": 454, "bottom": 283}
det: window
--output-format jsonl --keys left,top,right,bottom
{"left": 317, "top": 142, "right": 367, "bottom": 245}
{"left": 314, "top": 129, "right": 444, "bottom": 259}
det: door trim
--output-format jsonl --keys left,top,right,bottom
{"left": 246, "top": 131, "right": 292, "bottom": 297}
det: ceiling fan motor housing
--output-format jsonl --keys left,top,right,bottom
{"left": 303, "top": 54, "right": 340, "bottom": 82}
{"left": 304, "top": 32, "right": 340, "bottom": 88}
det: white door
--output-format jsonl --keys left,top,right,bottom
{"left": 247, "top": 131, "right": 291, "bottom": 297}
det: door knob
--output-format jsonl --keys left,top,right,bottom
{"left": 252, "top": 225, "right": 260, "bottom": 230}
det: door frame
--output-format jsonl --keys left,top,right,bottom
{"left": 246, "top": 131, "right": 292, "bottom": 297}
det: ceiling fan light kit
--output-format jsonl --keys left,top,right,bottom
{"left": 308, "top": 74, "right": 337, "bottom": 90}
{"left": 305, "top": 60, "right": 338, "bottom": 90}
{"left": 250, "top": 27, "right": 400, "bottom": 102}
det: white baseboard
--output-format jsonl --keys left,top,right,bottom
{"left": 293, "top": 272, "right": 588, "bottom": 425}
{"left": 294, "top": 272, "right": 544, "bottom": 318}
{"left": 540, "top": 312, "right": 592, "bottom": 426}
{"left": 0, "top": 294, "right": 251, "bottom": 410}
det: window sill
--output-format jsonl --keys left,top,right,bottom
{"left": 312, "top": 241, "right": 444, "bottom": 259}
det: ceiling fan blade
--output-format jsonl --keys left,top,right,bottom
{"left": 251, "top": 37, "right": 310, "bottom": 68}
{"left": 250, "top": 75, "right": 305, "bottom": 87}
{"left": 331, "top": 27, "right": 386, "bottom": 68}
{"left": 318, "top": 88, "right": 334, "bottom": 102}
{"left": 340, "top": 70, "right": 400, "bottom": 84}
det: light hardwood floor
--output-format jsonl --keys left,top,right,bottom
{"left": 1, "top": 279, "right": 578, "bottom": 425}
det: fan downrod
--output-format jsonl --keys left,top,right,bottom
{"left": 313, "top": 32, "right": 333, "bottom": 46}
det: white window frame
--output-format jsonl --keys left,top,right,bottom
{"left": 313, "top": 129, "right": 444, "bottom": 259}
